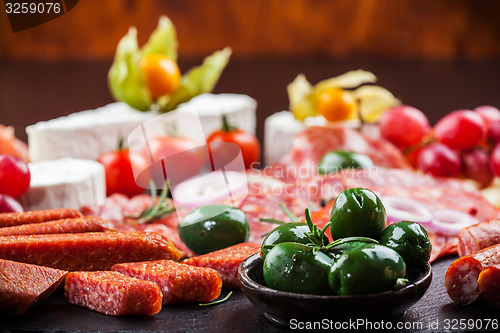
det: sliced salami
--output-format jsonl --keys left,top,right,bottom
{"left": 0, "top": 259, "right": 67, "bottom": 315}
{"left": 112, "top": 260, "right": 222, "bottom": 304}
{"left": 445, "top": 244, "right": 500, "bottom": 305}
{"left": 65, "top": 271, "right": 162, "bottom": 316}
{"left": 477, "top": 264, "right": 500, "bottom": 308}
{"left": 458, "top": 220, "right": 500, "bottom": 257}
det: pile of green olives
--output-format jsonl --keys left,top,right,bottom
{"left": 261, "top": 188, "right": 432, "bottom": 296}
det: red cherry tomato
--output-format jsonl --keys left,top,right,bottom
{"left": 141, "top": 135, "right": 203, "bottom": 184}
{"left": 0, "top": 193, "right": 23, "bottom": 213}
{"left": 97, "top": 150, "right": 149, "bottom": 197}
{"left": 207, "top": 116, "right": 260, "bottom": 169}
{"left": 0, "top": 155, "right": 30, "bottom": 198}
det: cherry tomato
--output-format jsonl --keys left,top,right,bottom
{"left": 140, "top": 54, "right": 181, "bottom": 98}
{"left": 142, "top": 135, "right": 203, "bottom": 184}
{"left": 207, "top": 116, "right": 260, "bottom": 169}
{"left": 0, "top": 155, "right": 30, "bottom": 198}
{"left": 97, "top": 150, "right": 149, "bottom": 197}
{"left": 0, "top": 193, "right": 23, "bottom": 213}
{"left": 316, "top": 88, "right": 357, "bottom": 122}
{"left": 379, "top": 105, "right": 431, "bottom": 149}
{"left": 434, "top": 110, "right": 486, "bottom": 151}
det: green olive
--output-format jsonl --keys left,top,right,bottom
{"left": 178, "top": 204, "right": 249, "bottom": 254}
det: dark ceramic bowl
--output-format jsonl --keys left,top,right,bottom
{"left": 238, "top": 254, "right": 432, "bottom": 327}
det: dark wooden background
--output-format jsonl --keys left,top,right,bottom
{"left": 1, "top": 0, "right": 500, "bottom": 60}
{"left": 1, "top": 0, "right": 500, "bottom": 146}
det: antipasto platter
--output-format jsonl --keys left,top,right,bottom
{"left": 1, "top": 17, "right": 500, "bottom": 332}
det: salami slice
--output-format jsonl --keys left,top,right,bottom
{"left": 65, "top": 271, "right": 162, "bottom": 316}
{"left": 182, "top": 243, "right": 261, "bottom": 288}
{"left": 112, "top": 260, "right": 222, "bottom": 304}
{"left": 0, "top": 259, "right": 67, "bottom": 315}
{"left": 477, "top": 264, "right": 500, "bottom": 308}
{"left": 0, "top": 209, "right": 82, "bottom": 228}
{"left": 458, "top": 220, "right": 500, "bottom": 257}
{"left": 445, "top": 244, "right": 500, "bottom": 305}
{"left": 0, "top": 216, "right": 113, "bottom": 237}
{"left": 0, "top": 231, "right": 182, "bottom": 271}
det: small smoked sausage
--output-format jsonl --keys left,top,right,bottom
{"left": 0, "top": 209, "right": 82, "bottom": 228}
{"left": 65, "top": 271, "right": 162, "bottom": 316}
{"left": 445, "top": 244, "right": 500, "bottom": 305}
{"left": 0, "top": 216, "right": 113, "bottom": 237}
{"left": 0, "top": 231, "right": 182, "bottom": 271}
{"left": 112, "top": 260, "right": 222, "bottom": 304}
{"left": 182, "top": 242, "right": 260, "bottom": 288}
{"left": 0, "top": 259, "right": 67, "bottom": 315}
{"left": 477, "top": 264, "right": 500, "bottom": 308}
{"left": 458, "top": 220, "right": 500, "bottom": 256}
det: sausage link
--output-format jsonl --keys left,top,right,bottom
{"left": 477, "top": 264, "right": 500, "bottom": 308}
{"left": 0, "top": 259, "right": 67, "bottom": 315}
{"left": 65, "top": 271, "right": 162, "bottom": 316}
{"left": 0, "top": 209, "right": 82, "bottom": 228}
{"left": 458, "top": 220, "right": 500, "bottom": 256}
{"left": 0, "top": 231, "right": 182, "bottom": 271}
{"left": 182, "top": 242, "right": 261, "bottom": 288}
{"left": 112, "top": 260, "right": 222, "bottom": 304}
{"left": 445, "top": 244, "right": 500, "bottom": 305}
{"left": 0, "top": 216, "right": 113, "bottom": 237}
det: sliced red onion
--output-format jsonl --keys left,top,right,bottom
{"left": 171, "top": 170, "right": 247, "bottom": 208}
{"left": 427, "top": 209, "right": 479, "bottom": 236}
{"left": 381, "top": 196, "right": 433, "bottom": 225}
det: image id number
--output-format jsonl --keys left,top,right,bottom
{"left": 444, "top": 318, "right": 499, "bottom": 330}
{"left": 5, "top": 2, "right": 61, "bottom": 14}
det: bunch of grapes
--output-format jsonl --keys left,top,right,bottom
{"left": 379, "top": 105, "right": 500, "bottom": 187}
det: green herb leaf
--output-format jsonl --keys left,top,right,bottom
{"left": 278, "top": 202, "right": 300, "bottom": 222}
{"left": 199, "top": 291, "right": 233, "bottom": 307}
{"left": 394, "top": 278, "right": 410, "bottom": 290}
{"left": 160, "top": 47, "right": 231, "bottom": 112}
{"left": 259, "top": 218, "right": 287, "bottom": 225}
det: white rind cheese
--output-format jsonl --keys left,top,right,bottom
{"left": 27, "top": 93, "right": 257, "bottom": 162}
{"left": 264, "top": 111, "right": 326, "bottom": 166}
{"left": 18, "top": 158, "right": 106, "bottom": 211}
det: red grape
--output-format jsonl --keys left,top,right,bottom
{"left": 434, "top": 110, "right": 486, "bottom": 151}
{"left": 487, "top": 119, "right": 500, "bottom": 144}
{"left": 0, "top": 194, "right": 23, "bottom": 213}
{"left": 0, "top": 155, "right": 31, "bottom": 198}
{"left": 490, "top": 143, "right": 500, "bottom": 177}
{"left": 379, "top": 105, "right": 431, "bottom": 149}
{"left": 475, "top": 105, "right": 500, "bottom": 129}
{"left": 462, "top": 149, "right": 494, "bottom": 187}
{"left": 417, "top": 143, "right": 461, "bottom": 178}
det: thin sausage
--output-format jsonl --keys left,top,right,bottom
{"left": 112, "top": 260, "right": 222, "bottom": 304}
{"left": 445, "top": 244, "right": 500, "bottom": 305}
{"left": 0, "top": 231, "right": 182, "bottom": 271}
{"left": 0, "top": 259, "right": 67, "bottom": 315}
{"left": 0, "top": 209, "right": 82, "bottom": 228}
{"left": 0, "top": 216, "right": 113, "bottom": 237}
{"left": 477, "top": 264, "right": 500, "bottom": 308}
{"left": 65, "top": 271, "right": 162, "bottom": 316}
{"left": 458, "top": 220, "right": 500, "bottom": 256}
{"left": 182, "top": 242, "right": 260, "bottom": 288}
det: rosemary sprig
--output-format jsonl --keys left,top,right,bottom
{"left": 199, "top": 291, "right": 233, "bottom": 306}
{"left": 136, "top": 180, "right": 175, "bottom": 224}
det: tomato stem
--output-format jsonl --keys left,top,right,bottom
{"left": 221, "top": 114, "right": 236, "bottom": 132}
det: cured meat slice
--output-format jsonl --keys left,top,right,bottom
{"left": 112, "top": 260, "right": 222, "bottom": 304}
{"left": 458, "top": 220, "right": 500, "bottom": 257}
{"left": 264, "top": 126, "right": 411, "bottom": 183}
{"left": 182, "top": 243, "right": 261, "bottom": 288}
{"left": 0, "top": 231, "right": 182, "bottom": 271}
{"left": 0, "top": 259, "right": 67, "bottom": 315}
{"left": 65, "top": 271, "right": 162, "bottom": 316}
{"left": 0, "top": 209, "right": 82, "bottom": 228}
{"left": 477, "top": 264, "right": 500, "bottom": 308}
{"left": 445, "top": 244, "right": 500, "bottom": 305}
{"left": 0, "top": 216, "right": 113, "bottom": 237}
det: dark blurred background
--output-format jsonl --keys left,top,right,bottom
{"left": 1, "top": 0, "right": 500, "bottom": 143}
